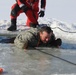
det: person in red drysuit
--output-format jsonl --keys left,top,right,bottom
{"left": 7, "top": 0, "right": 46, "bottom": 31}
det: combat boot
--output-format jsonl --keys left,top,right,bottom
{"left": 7, "top": 19, "right": 17, "bottom": 31}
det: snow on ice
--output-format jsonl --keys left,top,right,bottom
{"left": 0, "top": 18, "right": 76, "bottom": 75}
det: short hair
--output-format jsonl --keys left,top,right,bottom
{"left": 39, "top": 26, "right": 53, "bottom": 34}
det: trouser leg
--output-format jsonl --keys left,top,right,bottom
{"left": 26, "top": 10, "right": 38, "bottom": 28}
{"left": 7, "top": 3, "right": 22, "bottom": 31}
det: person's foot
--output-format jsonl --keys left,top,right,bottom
{"left": 7, "top": 25, "right": 17, "bottom": 31}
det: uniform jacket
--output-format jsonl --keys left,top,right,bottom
{"left": 14, "top": 28, "right": 55, "bottom": 49}
{"left": 16, "top": 0, "right": 46, "bottom": 11}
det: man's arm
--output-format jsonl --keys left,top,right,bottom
{"left": 14, "top": 34, "right": 28, "bottom": 49}
{"left": 41, "top": 0, "right": 46, "bottom": 9}
{"left": 39, "top": 0, "right": 46, "bottom": 17}
{"left": 49, "top": 34, "right": 62, "bottom": 48}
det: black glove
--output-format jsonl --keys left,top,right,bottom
{"left": 55, "top": 38, "right": 62, "bottom": 47}
{"left": 39, "top": 10, "right": 45, "bottom": 17}
{"left": 50, "top": 38, "right": 62, "bottom": 48}
{"left": 21, "top": 5, "right": 28, "bottom": 12}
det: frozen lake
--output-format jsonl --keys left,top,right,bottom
{"left": 0, "top": 0, "right": 76, "bottom": 74}
{"left": 0, "top": 43, "right": 76, "bottom": 75}
{"left": 0, "top": 19, "right": 76, "bottom": 75}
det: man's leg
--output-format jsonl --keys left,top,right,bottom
{"left": 0, "top": 37, "right": 15, "bottom": 43}
{"left": 25, "top": 10, "right": 38, "bottom": 28}
{"left": 7, "top": 3, "right": 22, "bottom": 31}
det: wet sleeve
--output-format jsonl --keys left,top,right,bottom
{"left": 21, "top": 32, "right": 34, "bottom": 48}
{"left": 14, "top": 33, "right": 29, "bottom": 49}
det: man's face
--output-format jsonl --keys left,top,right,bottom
{"left": 40, "top": 31, "right": 52, "bottom": 43}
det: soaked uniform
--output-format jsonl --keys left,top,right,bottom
{"left": 14, "top": 28, "right": 55, "bottom": 49}
{"left": 11, "top": 0, "right": 46, "bottom": 26}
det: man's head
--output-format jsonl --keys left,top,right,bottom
{"left": 39, "top": 26, "right": 53, "bottom": 43}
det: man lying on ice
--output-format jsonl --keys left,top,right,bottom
{"left": 14, "top": 25, "right": 62, "bottom": 49}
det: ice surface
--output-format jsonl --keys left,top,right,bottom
{"left": 0, "top": 18, "right": 76, "bottom": 75}
{"left": 0, "top": 44, "right": 76, "bottom": 75}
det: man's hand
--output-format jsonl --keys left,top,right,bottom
{"left": 39, "top": 9, "right": 45, "bottom": 17}
{"left": 39, "top": 10, "right": 45, "bottom": 17}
